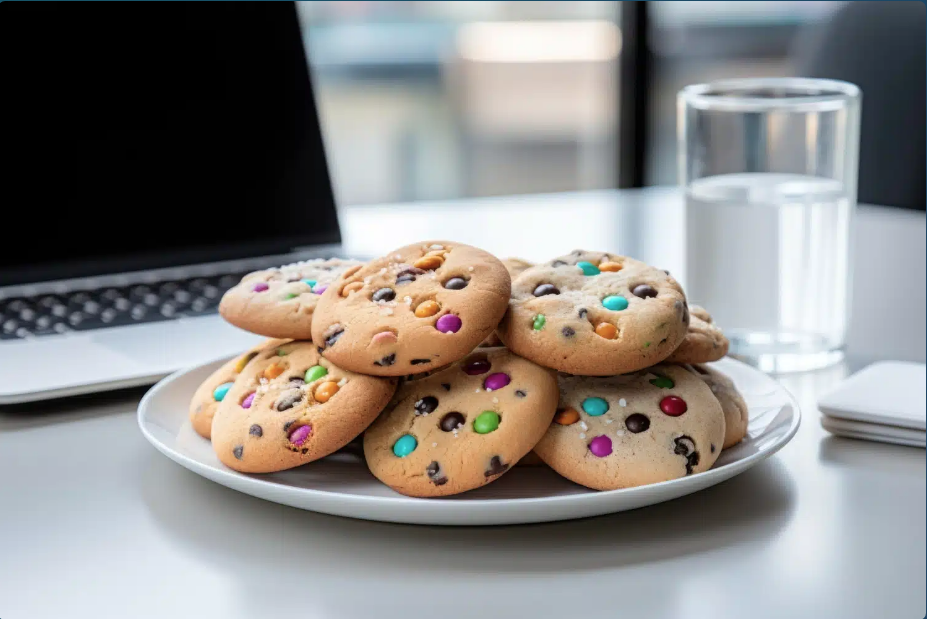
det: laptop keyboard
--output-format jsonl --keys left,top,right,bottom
{"left": 0, "top": 271, "right": 251, "bottom": 340}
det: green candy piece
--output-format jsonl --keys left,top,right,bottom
{"left": 577, "top": 261, "right": 600, "bottom": 276}
{"left": 532, "top": 314, "right": 546, "bottom": 330}
{"left": 212, "top": 382, "right": 234, "bottom": 402}
{"left": 644, "top": 341, "right": 651, "bottom": 348}
{"left": 392, "top": 434, "right": 418, "bottom": 457}
{"left": 473, "top": 411, "right": 501, "bottom": 434}
{"left": 282, "top": 292, "right": 299, "bottom": 300}
{"left": 304, "top": 365, "right": 328, "bottom": 383}
{"left": 276, "top": 348, "right": 289, "bottom": 357}
{"left": 650, "top": 376, "right": 674, "bottom": 389}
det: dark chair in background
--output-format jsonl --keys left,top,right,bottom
{"left": 794, "top": 0, "right": 926, "bottom": 211}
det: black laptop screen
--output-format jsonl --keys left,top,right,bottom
{"left": 0, "top": 2, "right": 340, "bottom": 286}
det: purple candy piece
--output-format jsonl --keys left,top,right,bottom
{"left": 463, "top": 359, "right": 491, "bottom": 375}
{"left": 483, "top": 372, "right": 511, "bottom": 391}
{"left": 252, "top": 282, "right": 270, "bottom": 293}
{"left": 588, "top": 435, "right": 613, "bottom": 458}
{"left": 241, "top": 392, "right": 256, "bottom": 409}
{"left": 435, "top": 314, "right": 462, "bottom": 334}
{"left": 313, "top": 285, "right": 328, "bottom": 295}
{"left": 289, "top": 424, "right": 312, "bottom": 446}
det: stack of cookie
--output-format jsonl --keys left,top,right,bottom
{"left": 189, "top": 241, "right": 747, "bottom": 498}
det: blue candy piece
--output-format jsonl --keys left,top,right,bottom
{"left": 213, "top": 382, "right": 234, "bottom": 402}
{"left": 577, "top": 261, "right": 600, "bottom": 276}
{"left": 302, "top": 279, "right": 317, "bottom": 288}
{"left": 582, "top": 397, "right": 609, "bottom": 416}
{"left": 392, "top": 434, "right": 418, "bottom": 457}
{"left": 602, "top": 295, "right": 629, "bottom": 311}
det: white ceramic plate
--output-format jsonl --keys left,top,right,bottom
{"left": 138, "top": 356, "right": 799, "bottom": 526}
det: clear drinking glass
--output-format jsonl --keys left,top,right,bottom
{"left": 678, "top": 78, "right": 861, "bottom": 373}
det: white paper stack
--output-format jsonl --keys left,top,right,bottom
{"left": 818, "top": 361, "right": 926, "bottom": 447}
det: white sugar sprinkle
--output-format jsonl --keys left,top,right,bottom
{"left": 379, "top": 267, "right": 387, "bottom": 275}
{"left": 605, "top": 419, "right": 613, "bottom": 424}
{"left": 579, "top": 421, "right": 588, "bottom": 430}
{"left": 468, "top": 266, "right": 474, "bottom": 272}
{"left": 486, "top": 387, "right": 493, "bottom": 393}
{"left": 430, "top": 244, "right": 444, "bottom": 250}
{"left": 403, "top": 296, "right": 412, "bottom": 305}
{"left": 337, "top": 377, "right": 347, "bottom": 387}
{"left": 380, "top": 307, "right": 393, "bottom": 316}
{"left": 394, "top": 254, "right": 402, "bottom": 260}
{"left": 474, "top": 388, "right": 481, "bottom": 393}
{"left": 615, "top": 429, "right": 626, "bottom": 437}
{"left": 579, "top": 433, "right": 586, "bottom": 439}
{"left": 432, "top": 442, "right": 438, "bottom": 447}
{"left": 492, "top": 397, "right": 499, "bottom": 404}
{"left": 619, "top": 398, "right": 627, "bottom": 407}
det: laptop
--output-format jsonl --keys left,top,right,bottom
{"left": 0, "top": 3, "right": 343, "bottom": 404}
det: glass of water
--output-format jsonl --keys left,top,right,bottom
{"left": 678, "top": 78, "right": 861, "bottom": 373}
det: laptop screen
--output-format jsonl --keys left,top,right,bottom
{"left": 0, "top": 2, "right": 340, "bottom": 287}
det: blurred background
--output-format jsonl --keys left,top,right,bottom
{"left": 297, "top": 0, "right": 923, "bottom": 209}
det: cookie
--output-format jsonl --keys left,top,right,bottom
{"left": 363, "top": 347, "right": 558, "bottom": 497}
{"left": 686, "top": 363, "right": 748, "bottom": 448}
{"left": 502, "top": 257, "right": 534, "bottom": 278}
{"left": 188, "top": 339, "right": 283, "bottom": 439}
{"left": 665, "top": 305, "right": 729, "bottom": 364}
{"left": 219, "top": 259, "right": 363, "bottom": 340}
{"left": 310, "top": 241, "right": 511, "bottom": 376}
{"left": 211, "top": 340, "right": 396, "bottom": 473}
{"left": 497, "top": 251, "right": 689, "bottom": 376}
{"left": 534, "top": 364, "right": 725, "bottom": 491}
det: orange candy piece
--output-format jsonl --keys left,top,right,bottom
{"left": 414, "top": 300, "right": 440, "bottom": 318}
{"left": 263, "top": 362, "right": 286, "bottom": 380}
{"left": 598, "top": 261, "right": 623, "bottom": 272}
{"left": 595, "top": 322, "right": 618, "bottom": 339}
{"left": 341, "top": 281, "right": 364, "bottom": 296}
{"left": 314, "top": 381, "right": 340, "bottom": 403}
{"left": 413, "top": 255, "right": 444, "bottom": 270}
{"left": 554, "top": 407, "right": 580, "bottom": 425}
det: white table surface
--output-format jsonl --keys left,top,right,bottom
{"left": 2, "top": 188, "right": 925, "bottom": 619}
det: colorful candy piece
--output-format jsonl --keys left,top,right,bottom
{"left": 240, "top": 392, "right": 256, "bottom": 409}
{"left": 444, "top": 277, "right": 468, "bottom": 290}
{"left": 314, "top": 381, "right": 339, "bottom": 403}
{"left": 473, "top": 411, "right": 501, "bottom": 434}
{"left": 436, "top": 314, "right": 462, "bottom": 333}
{"left": 582, "top": 397, "right": 609, "bottom": 416}
{"left": 371, "top": 330, "right": 398, "bottom": 345}
{"left": 415, "top": 300, "right": 440, "bottom": 318}
{"left": 577, "top": 261, "right": 600, "bottom": 276}
{"left": 313, "top": 285, "right": 328, "bottom": 295}
{"left": 532, "top": 314, "right": 546, "bottom": 330}
{"left": 282, "top": 292, "right": 299, "bottom": 300}
{"left": 304, "top": 365, "right": 328, "bottom": 383}
{"left": 598, "top": 261, "right": 623, "bottom": 272}
{"left": 289, "top": 424, "right": 312, "bottom": 446}
{"left": 625, "top": 413, "right": 650, "bottom": 433}
{"left": 554, "top": 407, "right": 580, "bottom": 425}
{"left": 650, "top": 375, "right": 674, "bottom": 389}
{"left": 588, "top": 435, "right": 613, "bottom": 457}
{"left": 594, "top": 322, "right": 617, "bottom": 339}
{"left": 234, "top": 352, "right": 259, "bottom": 373}
{"left": 393, "top": 434, "right": 418, "bottom": 457}
{"left": 213, "top": 382, "right": 233, "bottom": 402}
{"left": 660, "top": 396, "right": 687, "bottom": 416}
{"left": 413, "top": 255, "right": 443, "bottom": 270}
{"left": 602, "top": 295, "right": 629, "bottom": 311}
{"left": 463, "top": 359, "right": 491, "bottom": 375}
{"left": 252, "top": 282, "right": 269, "bottom": 293}
{"left": 302, "top": 279, "right": 317, "bottom": 288}
{"left": 483, "top": 373, "right": 511, "bottom": 391}
{"left": 263, "top": 362, "right": 286, "bottom": 380}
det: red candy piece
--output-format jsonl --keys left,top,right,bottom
{"left": 463, "top": 359, "right": 491, "bottom": 375}
{"left": 660, "top": 396, "right": 687, "bottom": 416}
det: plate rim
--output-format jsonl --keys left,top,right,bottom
{"left": 138, "top": 354, "right": 801, "bottom": 518}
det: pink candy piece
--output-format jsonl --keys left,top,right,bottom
{"left": 463, "top": 359, "right": 491, "bottom": 375}
{"left": 252, "top": 282, "right": 270, "bottom": 293}
{"left": 483, "top": 372, "right": 511, "bottom": 391}
{"left": 435, "top": 314, "right": 462, "bottom": 334}
{"left": 371, "top": 331, "right": 398, "bottom": 345}
{"left": 313, "top": 285, "right": 328, "bottom": 295}
{"left": 588, "top": 435, "right": 613, "bottom": 457}
{"left": 289, "top": 424, "right": 312, "bottom": 446}
{"left": 241, "top": 392, "right": 256, "bottom": 409}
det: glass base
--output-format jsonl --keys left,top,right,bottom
{"left": 727, "top": 329, "right": 845, "bottom": 374}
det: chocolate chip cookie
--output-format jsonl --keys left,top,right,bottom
{"left": 219, "top": 259, "right": 363, "bottom": 340}
{"left": 311, "top": 241, "right": 511, "bottom": 376}
{"left": 363, "top": 347, "right": 558, "bottom": 497}
{"left": 685, "top": 363, "right": 748, "bottom": 448}
{"left": 211, "top": 340, "right": 396, "bottom": 473}
{"left": 666, "top": 305, "right": 729, "bottom": 364}
{"left": 497, "top": 251, "right": 689, "bottom": 376}
{"left": 188, "top": 339, "right": 284, "bottom": 439}
{"left": 534, "top": 364, "right": 725, "bottom": 491}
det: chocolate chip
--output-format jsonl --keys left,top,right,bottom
{"left": 301, "top": 448, "right": 308, "bottom": 454}
{"left": 233, "top": 445, "right": 243, "bottom": 460}
{"left": 440, "top": 412, "right": 465, "bottom": 432}
{"left": 562, "top": 326, "right": 575, "bottom": 337}
{"left": 632, "top": 284, "right": 658, "bottom": 299}
{"left": 275, "top": 389, "right": 303, "bottom": 411}
{"left": 426, "top": 461, "right": 448, "bottom": 485}
{"left": 711, "top": 444, "right": 716, "bottom": 453}
{"left": 515, "top": 390, "right": 526, "bottom": 398}
{"left": 673, "top": 436, "right": 700, "bottom": 474}
{"left": 533, "top": 283, "right": 560, "bottom": 297}
{"left": 317, "top": 346, "right": 325, "bottom": 354}
{"left": 324, "top": 327, "right": 344, "bottom": 347}
{"left": 289, "top": 376, "right": 305, "bottom": 385}
{"left": 415, "top": 396, "right": 439, "bottom": 415}
{"left": 374, "top": 353, "right": 396, "bottom": 367}
{"left": 283, "top": 421, "right": 294, "bottom": 432}
{"left": 396, "top": 268, "right": 425, "bottom": 285}
{"left": 664, "top": 269, "right": 671, "bottom": 275}
{"left": 552, "top": 260, "right": 567, "bottom": 267}
{"left": 441, "top": 383, "right": 451, "bottom": 391}
{"left": 578, "top": 308, "right": 587, "bottom": 318}
{"left": 249, "top": 424, "right": 263, "bottom": 437}
{"left": 572, "top": 250, "right": 583, "bottom": 256}
{"left": 444, "top": 277, "right": 468, "bottom": 290}
{"left": 411, "top": 358, "right": 431, "bottom": 365}
{"left": 372, "top": 287, "right": 396, "bottom": 302}
{"left": 625, "top": 413, "right": 650, "bottom": 433}
{"left": 485, "top": 456, "right": 509, "bottom": 477}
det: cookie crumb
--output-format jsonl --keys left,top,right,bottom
{"left": 618, "top": 398, "right": 627, "bottom": 407}
{"left": 579, "top": 433, "right": 586, "bottom": 439}
{"left": 337, "top": 377, "right": 347, "bottom": 387}
{"left": 468, "top": 266, "right": 474, "bottom": 272}
{"left": 579, "top": 421, "right": 588, "bottom": 430}
{"left": 430, "top": 244, "right": 444, "bottom": 250}
{"left": 474, "top": 388, "right": 481, "bottom": 393}
{"left": 492, "top": 397, "right": 499, "bottom": 404}
{"left": 605, "top": 418, "right": 613, "bottom": 424}
{"left": 403, "top": 296, "right": 412, "bottom": 305}
{"left": 380, "top": 307, "right": 394, "bottom": 316}
{"left": 394, "top": 254, "right": 402, "bottom": 260}
{"left": 432, "top": 442, "right": 438, "bottom": 447}
{"left": 615, "top": 429, "right": 626, "bottom": 437}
